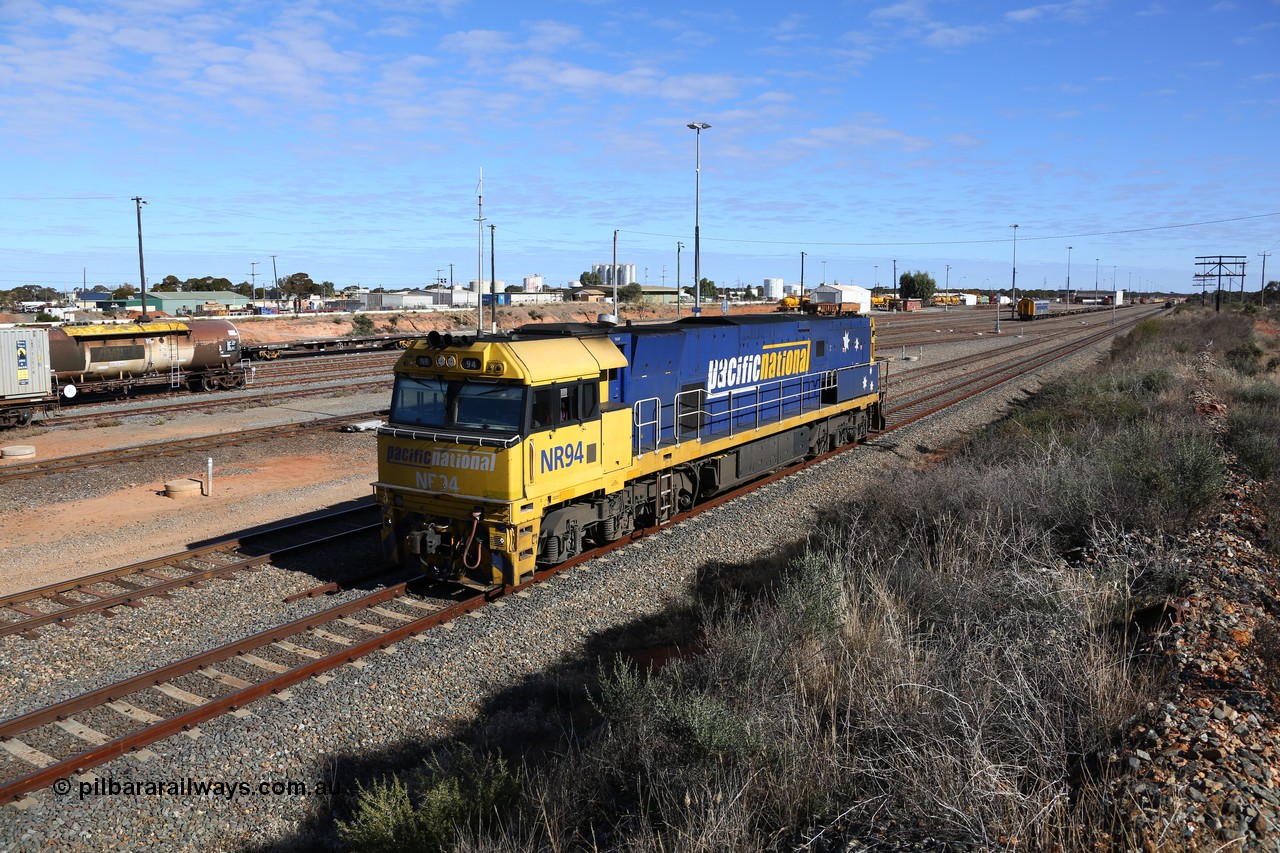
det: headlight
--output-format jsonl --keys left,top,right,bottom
{"left": 436, "top": 355, "right": 446, "bottom": 367}
{"left": 445, "top": 355, "right": 457, "bottom": 368}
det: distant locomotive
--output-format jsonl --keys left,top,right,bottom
{"left": 0, "top": 319, "right": 243, "bottom": 428}
{"left": 1016, "top": 298, "right": 1051, "bottom": 320}
{"left": 375, "top": 313, "right": 885, "bottom": 588}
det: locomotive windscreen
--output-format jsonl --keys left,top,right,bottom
{"left": 390, "top": 377, "right": 525, "bottom": 433}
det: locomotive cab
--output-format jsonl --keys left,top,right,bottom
{"left": 374, "top": 332, "right": 630, "bottom": 587}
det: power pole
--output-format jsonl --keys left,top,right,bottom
{"left": 1261, "top": 252, "right": 1270, "bottom": 307}
{"left": 132, "top": 196, "right": 149, "bottom": 321}
{"left": 1195, "top": 256, "right": 1246, "bottom": 313}
{"left": 271, "top": 255, "right": 278, "bottom": 303}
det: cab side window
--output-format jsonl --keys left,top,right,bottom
{"left": 530, "top": 382, "right": 599, "bottom": 432}
{"left": 531, "top": 387, "right": 558, "bottom": 430}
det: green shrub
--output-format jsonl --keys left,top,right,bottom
{"left": 338, "top": 776, "right": 435, "bottom": 853}
{"left": 351, "top": 314, "right": 375, "bottom": 336}
{"left": 1101, "top": 421, "right": 1224, "bottom": 529}
{"left": 1226, "top": 406, "right": 1280, "bottom": 481}
{"left": 1227, "top": 338, "right": 1264, "bottom": 375}
{"left": 338, "top": 751, "right": 519, "bottom": 853}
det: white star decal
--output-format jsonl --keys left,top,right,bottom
{"left": 842, "top": 331, "right": 850, "bottom": 352}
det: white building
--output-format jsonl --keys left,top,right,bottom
{"left": 367, "top": 290, "right": 441, "bottom": 310}
{"left": 809, "top": 284, "right": 872, "bottom": 314}
{"left": 762, "top": 278, "right": 785, "bottom": 300}
{"left": 523, "top": 274, "right": 545, "bottom": 292}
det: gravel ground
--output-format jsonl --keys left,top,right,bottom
{"left": 0, "top": 325, "right": 1121, "bottom": 852}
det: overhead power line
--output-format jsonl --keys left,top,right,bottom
{"left": 619, "top": 211, "right": 1280, "bottom": 248}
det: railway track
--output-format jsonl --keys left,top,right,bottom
{"left": 0, "top": 580, "right": 469, "bottom": 804}
{"left": 0, "top": 312, "right": 1136, "bottom": 804}
{"left": 0, "top": 412, "right": 385, "bottom": 483}
{"left": 34, "top": 377, "right": 391, "bottom": 430}
{"left": 0, "top": 505, "right": 380, "bottom": 639}
{"left": 885, "top": 311, "right": 1146, "bottom": 429}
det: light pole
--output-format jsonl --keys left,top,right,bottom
{"left": 822, "top": 260, "right": 827, "bottom": 285}
{"left": 687, "top": 121, "right": 711, "bottom": 316}
{"left": 1094, "top": 258, "right": 1099, "bottom": 305}
{"left": 800, "top": 251, "right": 806, "bottom": 302}
{"left": 1010, "top": 224, "right": 1019, "bottom": 320}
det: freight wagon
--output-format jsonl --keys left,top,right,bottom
{"left": 0, "top": 319, "right": 244, "bottom": 428}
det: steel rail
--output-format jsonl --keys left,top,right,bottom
{"left": 0, "top": 582, "right": 476, "bottom": 803}
{"left": 0, "top": 413, "right": 385, "bottom": 482}
{"left": 0, "top": 505, "right": 379, "bottom": 637}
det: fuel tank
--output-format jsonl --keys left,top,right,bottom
{"left": 47, "top": 319, "right": 241, "bottom": 380}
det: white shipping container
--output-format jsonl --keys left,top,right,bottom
{"left": 0, "top": 328, "right": 53, "bottom": 400}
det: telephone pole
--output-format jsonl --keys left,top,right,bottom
{"left": 132, "top": 196, "right": 149, "bottom": 321}
{"left": 1261, "top": 252, "right": 1271, "bottom": 307}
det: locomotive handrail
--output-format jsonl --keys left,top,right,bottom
{"left": 636, "top": 361, "right": 875, "bottom": 457}
{"left": 377, "top": 424, "right": 523, "bottom": 448}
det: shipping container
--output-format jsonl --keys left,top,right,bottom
{"left": 1, "top": 328, "right": 53, "bottom": 400}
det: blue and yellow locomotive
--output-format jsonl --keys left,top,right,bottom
{"left": 374, "top": 313, "right": 885, "bottom": 587}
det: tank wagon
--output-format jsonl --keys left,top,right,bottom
{"left": 1016, "top": 298, "right": 1051, "bottom": 320}
{"left": 375, "top": 313, "right": 885, "bottom": 587}
{"left": 0, "top": 319, "right": 243, "bottom": 427}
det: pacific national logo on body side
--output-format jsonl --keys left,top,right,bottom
{"left": 707, "top": 341, "right": 810, "bottom": 394}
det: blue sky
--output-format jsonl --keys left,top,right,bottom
{"left": 2, "top": 0, "right": 1278, "bottom": 296}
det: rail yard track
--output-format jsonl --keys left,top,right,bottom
{"left": 0, "top": 506, "right": 379, "bottom": 639}
{"left": 0, "top": 412, "right": 385, "bottom": 483}
{"left": 0, "top": 309, "right": 1145, "bottom": 805}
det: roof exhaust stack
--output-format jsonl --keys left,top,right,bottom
{"left": 597, "top": 313, "right": 618, "bottom": 326}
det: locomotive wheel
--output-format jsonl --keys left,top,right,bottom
{"left": 201, "top": 375, "right": 217, "bottom": 392}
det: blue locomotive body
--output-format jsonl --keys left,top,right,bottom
{"left": 603, "top": 314, "right": 878, "bottom": 452}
